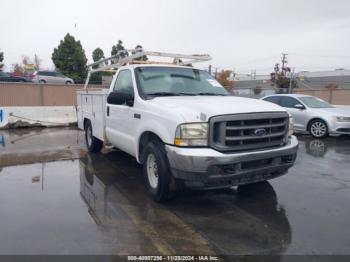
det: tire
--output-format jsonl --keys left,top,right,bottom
{"left": 84, "top": 120, "right": 103, "bottom": 152}
{"left": 142, "top": 139, "right": 172, "bottom": 202}
{"left": 39, "top": 80, "right": 46, "bottom": 84}
{"left": 65, "top": 81, "right": 72, "bottom": 85}
{"left": 308, "top": 119, "right": 328, "bottom": 139}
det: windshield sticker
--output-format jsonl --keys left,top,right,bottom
{"left": 207, "top": 79, "right": 222, "bottom": 87}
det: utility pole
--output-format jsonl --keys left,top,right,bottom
{"left": 288, "top": 67, "right": 295, "bottom": 94}
{"left": 281, "top": 53, "right": 288, "bottom": 76}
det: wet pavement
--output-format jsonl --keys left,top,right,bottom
{"left": 0, "top": 128, "right": 350, "bottom": 256}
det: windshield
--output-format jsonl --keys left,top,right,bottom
{"left": 134, "top": 67, "right": 229, "bottom": 97}
{"left": 0, "top": 72, "right": 9, "bottom": 77}
{"left": 299, "top": 96, "right": 334, "bottom": 108}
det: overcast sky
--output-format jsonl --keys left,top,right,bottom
{"left": 1, "top": 0, "right": 350, "bottom": 74}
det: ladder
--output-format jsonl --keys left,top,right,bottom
{"left": 84, "top": 49, "right": 212, "bottom": 88}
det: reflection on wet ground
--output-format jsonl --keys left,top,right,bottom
{"left": 0, "top": 127, "right": 85, "bottom": 166}
{"left": 0, "top": 128, "right": 350, "bottom": 255}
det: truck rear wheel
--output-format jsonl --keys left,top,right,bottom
{"left": 142, "top": 139, "right": 172, "bottom": 202}
{"left": 84, "top": 120, "right": 103, "bottom": 152}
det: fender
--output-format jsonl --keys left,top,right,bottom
{"left": 135, "top": 120, "right": 175, "bottom": 163}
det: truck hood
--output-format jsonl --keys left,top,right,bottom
{"left": 147, "top": 96, "right": 287, "bottom": 122}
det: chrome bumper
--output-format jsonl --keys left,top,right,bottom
{"left": 165, "top": 136, "right": 299, "bottom": 189}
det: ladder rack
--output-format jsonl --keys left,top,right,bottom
{"left": 84, "top": 49, "right": 212, "bottom": 88}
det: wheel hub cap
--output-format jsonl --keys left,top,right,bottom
{"left": 311, "top": 122, "right": 326, "bottom": 137}
{"left": 87, "top": 127, "right": 92, "bottom": 147}
{"left": 146, "top": 153, "right": 159, "bottom": 189}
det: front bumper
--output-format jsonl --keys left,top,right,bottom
{"left": 330, "top": 121, "right": 350, "bottom": 134}
{"left": 165, "top": 136, "right": 298, "bottom": 189}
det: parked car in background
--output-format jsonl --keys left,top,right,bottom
{"left": 31, "top": 71, "right": 74, "bottom": 84}
{"left": 0, "top": 71, "right": 29, "bottom": 82}
{"left": 262, "top": 94, "right": 350, "bottom": 138}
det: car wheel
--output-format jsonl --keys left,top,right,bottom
{"left": 65, "top": 81, "right": 72, "bottom": 85}
{"left": 142, "top": 139, "right": 172, "bottom": 202}
{"left": 309, "top": 119, "right": 328, "bottom": 139}
{"left": 84, "top": 120, "right": 103, "bottom": 152}
{"left": 39, "top": 80, "right": 46, "bottom": 84}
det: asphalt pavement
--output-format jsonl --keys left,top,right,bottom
{"left": 0, "top": 128, "right": 349, "bottom": 257}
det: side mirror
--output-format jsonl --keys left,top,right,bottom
{"left": 294, "top": 104, "right": 305, "bottom": 110}
{"left": 107, "top": 91, "right": 133, "bottom": 106}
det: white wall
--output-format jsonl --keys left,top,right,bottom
{"left": 0, "top": 106, "right": 77, "bottom": 129}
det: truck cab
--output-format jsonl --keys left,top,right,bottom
{"left": 77, "top": 50, "right": 298, "bottom": 202}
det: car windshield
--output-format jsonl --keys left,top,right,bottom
{"left": 0, "top": 72, "right": 9, "bottom": 77}
{"left": 299, "top": 96, "right": 334, "bottom": 108}
{"left": 134, "top": 66, "right": 229, "bottom": 97}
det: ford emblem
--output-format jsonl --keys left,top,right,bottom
{"left": 254, "top": 128, "right": 267, "bottom": 136}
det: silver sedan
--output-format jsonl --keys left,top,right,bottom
{"left": 261, "top": 94, "right": 350, "bottom": 138}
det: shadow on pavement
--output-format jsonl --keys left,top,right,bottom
{"left": 80, "top": 151, "right": 291, "bottom": 255}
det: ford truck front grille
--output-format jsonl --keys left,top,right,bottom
{"left": 209, "top": 112, "right": 289, "bottom": 152}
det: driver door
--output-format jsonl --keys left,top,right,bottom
{"left": 105, "top": 69, "right": 137, "bottom": 156}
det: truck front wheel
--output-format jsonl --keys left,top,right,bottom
{"left": 84, "top": 120, "right": 103, "bottom": 152}
{"left": 142, "top": 139, "right": 172, "bottom": 202}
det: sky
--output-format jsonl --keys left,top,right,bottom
{"left": 1, "top": 0, "right": 350, "bottom": 75}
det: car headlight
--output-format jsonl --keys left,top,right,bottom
{"left": 288, "top": 113, "right": 294, "bottom": 137}
{"left": 335, "top": 116, "right": 350, "bottom": 122}
{"left": 174, "top": 123, "right": 208, "bottom": 147}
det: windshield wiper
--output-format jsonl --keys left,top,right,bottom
{"left": 147, "top": 92, "right": 178, "bottom": 96}
{"left": 147, "top": 92, "right": 197, "bottom": 97}
{"left": 196, "top": 92, "right": 228, "bottom": 96}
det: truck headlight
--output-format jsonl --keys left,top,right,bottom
{"left": 335, "top": 116, "right": 350, "bottom": 122}
{"left": 288, "top": 113, "right": 294, "bottom": 137}
{"left": 174, "top": 123, "right": 208, "bottom": 147}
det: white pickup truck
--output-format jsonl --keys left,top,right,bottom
{"left": 77, "top": 51, "right": 298, "bottom": 201}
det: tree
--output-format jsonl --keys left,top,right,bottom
{"left": 34, "top": 54, "right": 41, "bottom": 70}
{"left": 216, "top": 70, "right": 234, "bottom": 90}
{"left": 52, "top": 33, "right": 88, "bottom": 83}
{"left": 12, "top": 63, "right": 25, "bottom": 76}
{"left": 90, "top": 48, "right": 105, "bottom": 84}
{"left": 132, "top": 45, "right": 148, "bottom": 61}
{"left": 92, "top": 48, "right": 105, "bottom": 68}
{"left": 111, "top": 40, "right": 128, "bottom": 58}
{"left": 271, "top": 63, "right": 294, "bottom": 90}
{"left": 0, "top": 50, "right": 4, "bottom": 71}
{"left": 22, "top": 55, "right": 30, "bottom": 65}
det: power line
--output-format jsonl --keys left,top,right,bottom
{"left": 289, "top": 52, "right": 350, "bottom": 59}
{"left": 231, "top": 55, "right": 278, "bottom": 67}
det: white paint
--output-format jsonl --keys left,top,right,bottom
{"left": 76, "top": 89, "right": 108, "bottom": 141}
{"left": 0, "top": 106, "right": 77, "bottom": 129}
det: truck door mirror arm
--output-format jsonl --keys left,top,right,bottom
{"left": 107, "top": 91, "right": 134, "bottom": 106}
